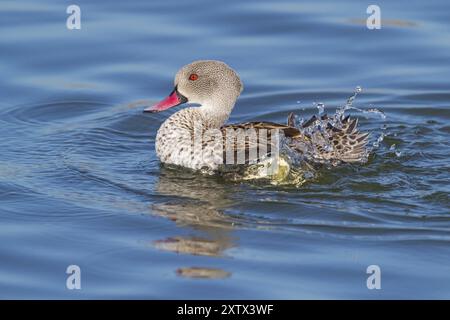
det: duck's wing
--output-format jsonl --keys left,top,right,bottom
{"left": 220, "top": 121, "right": 303, "bottom": 165}
{"left": 298, "top": 114, "right": 370, "bottom": 164}
{"left": 218, "top": 116, "right": 369, "bottom": 166}
{"left": 223, "top": 121, "right": 303, "bottom": 138}
{"left": 287, "top": 112, "right": 296, "bottom": 127}
{"left": 328, "top": 115, "right": 370, "bottom": 163}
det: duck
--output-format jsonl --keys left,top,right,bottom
{"left": 144, "top": 60, "right": 369, "bottom": 180}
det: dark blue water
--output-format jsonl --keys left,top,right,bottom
{"left": 0, "top": 0, "right": 449, "bottom": 298}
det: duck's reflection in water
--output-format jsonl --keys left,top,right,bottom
{"left": 151, "top": 166, "right": 238, "bottom": 279}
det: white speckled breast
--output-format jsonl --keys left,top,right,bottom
{"left": 155, "top": 108, "right": 224, "bottom": 171}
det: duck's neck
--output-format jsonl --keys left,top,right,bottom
{"left": 198, "top": 97, "right": 237, "bottom": 128}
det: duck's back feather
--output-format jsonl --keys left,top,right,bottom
{"left": 221, "top": 114, "right": 369, "bottom": 166}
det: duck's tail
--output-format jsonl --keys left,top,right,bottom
{"left": 287, "top": 113, "right": 370, "bottom": 165}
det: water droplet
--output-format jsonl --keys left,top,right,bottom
{"left": 389, "top": 143, "right": 402, "bottom": 157}
{"left": 285, "top": 87, "right": 386, "bottom": 173}
{"left": 366, "top": 108, "right": 386, "bottom": 119}
{"left": 303, "top": 171, "right": 314, "bottom": 179}
{"left": 373, "top": 133, "right": 384, "bottom": 148}
{"left": 317, "top": 102, "right": 325, "bottom": 115}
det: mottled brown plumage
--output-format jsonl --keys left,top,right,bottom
{"left": 148, "top": 60, "right": 369, "bottom": 175}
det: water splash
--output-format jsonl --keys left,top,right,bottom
{"left": 336, "top": 86, "right": 385, "bottom": 120}
{"left": 290, "top": 86, "right": 386, "bottom": 161}
{"left": 316, "top": 102, "right": 325, "bottom": 116}
{"left": 223, "top": 87, "right": 387, "bottom": 186}
{"left": 389, "top": 143, "right": 402, "bottom": 157}
{"left": 373, "top": 133, "right": 385, "bottom": 148}
{"left": 277, "top": 86, "right": 387, "bottom": 184}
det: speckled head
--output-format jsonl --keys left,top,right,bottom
{"left": 144, "top": 60, "right": 243, "bottom": 113}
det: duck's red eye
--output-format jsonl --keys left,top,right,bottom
{"left": 189, "top": 73, "right": 199, "bottom": 81}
